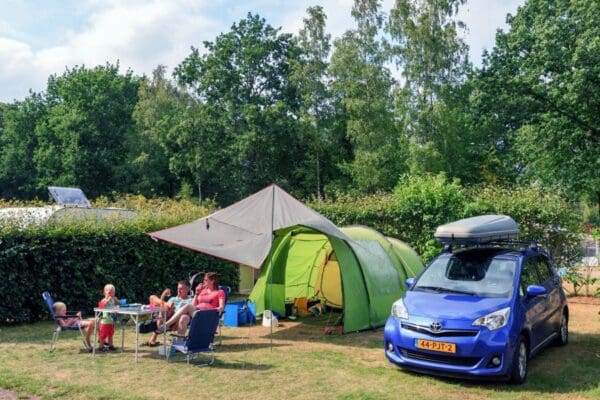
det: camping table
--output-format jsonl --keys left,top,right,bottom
{"left": 91, "top": 306, "right": 167, "bottom": 362}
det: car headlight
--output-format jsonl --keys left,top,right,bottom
{"left": 391, "top": 299, "right": 408, "bottom": 320}
{"left": 472, "top": 307, "right": 510, "bottom": 330}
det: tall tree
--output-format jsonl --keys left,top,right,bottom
{"left": 293, "top": 6, "right": 341, "bottom": 199}
{"left": 476, "top": 0, "right": 600, "bottom": 208}
{"left": 34, "top": 64, "right": 139, "bottom": 198}
{"left": 174, "top": 14, "right": 305, "bottom": 202}
{"left": 330, "top": 0, "right": 405, "bottom": 193}
{"left": 0, "top": 94, "right": 47, "bottom": 199}
{"left": 131, "top": 66, "right": 183, "bottom": 197}
{"left": 387, "top": 0, "right": 475, "bottom": 182}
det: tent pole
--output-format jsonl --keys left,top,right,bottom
{"left": 269, "top": 185, "right": 275, "bottom": 351}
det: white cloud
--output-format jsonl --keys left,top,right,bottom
{"left": 0, "top": 38, "right": 34, "bottom": 74}
{"left": 458, "top": 0, "right": 523, "bottom": 65}
{"left": 38, "top": 1, "right": 220, "bottom": 75}
{"left": 0, "top": 37, "right": 48, "bottom": 101}
{"left": 0, "top": 0, "right": 524, "bottom": 103}
{"left": 0, "top": 0, "right": 220, "bottom": 102}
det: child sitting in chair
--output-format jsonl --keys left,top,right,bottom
{"left": 53, "top": 301, "right": 95, "bottom": 351}
{"left": 97, "top": 283, "right": 119, "bottom": 352}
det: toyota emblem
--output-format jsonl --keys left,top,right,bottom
{"left": 430, "top": 321, "right": 442, "bottom": 332}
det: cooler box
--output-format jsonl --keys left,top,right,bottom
{"left": 224, "top": 301, "right": 256, "bottom": 327}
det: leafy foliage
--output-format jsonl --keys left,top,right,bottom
{"left": 314, "top": 175, "right": 581, "bottom": 263}
{"left": 475, "top": 0, "right": 600, "bottom": 203}
{"left": 130, "top": 66, "right": 182, "bottom": 197}
{"left": 292, "top": 6, "right": 343, "bottom": 200}
{"left": 36, "top": 64, "right": 140, "bottom": 198}
{"left": 329, "top": 1, "right": 406, "bottom": 193}
{"left": 0, "top": 4, "right": 597, "bottom": 216}
{"left": 0, "top": 94, "right": 48, "bottom": 199}
{"left": 387, "top": 0, "right": 477, "bottom": 183}
{"left": 0, "top": 199, "right": 235, "bottom": 325}
{"left": 465, "top": 185, "right": 582, "bottom": 268}
{"left": 173, "top": 13, "right": 309, "bottom": 203}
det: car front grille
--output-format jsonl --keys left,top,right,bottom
{"left": 401, "top": 322, "right": 478, "bottom": 337}
{"left": 399, "top": 348, "right": 481, "bottom": 367}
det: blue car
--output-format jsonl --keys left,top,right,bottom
{"left": 384, "top": 217, "right": 569, "bottom": 384}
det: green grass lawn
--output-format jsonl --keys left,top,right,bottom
{"left": 0, "top": 303, "right": 598, "bottom": 400}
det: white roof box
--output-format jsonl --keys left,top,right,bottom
{"left": 435, "top": 215, "right": 519, "bottom": 245}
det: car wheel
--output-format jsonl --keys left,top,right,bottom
{"left": 554, "top": 311, "right": 568, "bottom": 346}
{"left": 510, "top": 335, "right": 528, "bottom": 385}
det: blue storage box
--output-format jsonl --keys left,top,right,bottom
{"left": 224, "top": 301, "right": 256, "bottom": 327}
{"left": 247, "top": 301, "right": 256, "bottom": 324}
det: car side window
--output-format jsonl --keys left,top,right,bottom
{"left": 519, "top": 257, "right": 541, "bottom": 296}
{"left": 536, "top": 257, "right": 553, "bottom": 283}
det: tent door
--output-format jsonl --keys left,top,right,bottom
{"left": 314, "top": 252, "right": 343, "bottom": 308}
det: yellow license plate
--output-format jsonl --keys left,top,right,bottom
{"left": 416, "top": 339, "right": 456, "bottom": 353}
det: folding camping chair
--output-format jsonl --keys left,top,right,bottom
{"left": 42, "top": 291, "right": 86, "bottom": 352}
{"left": 167, "top": 309, "right": 220, "bottom": 366}
{"left": 217, "top": 285, "right": 231, "bottom": 345}
{"left": 189, "top": 271, "right": 204, "bottom": 296}
{"left": 189, "top": 271, "right": 230, "bottom": 345}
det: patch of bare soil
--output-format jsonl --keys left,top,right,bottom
{"left": 0, "top": 388, "right": 41, "bottom": 400}
{"left": 567, "top": 295, "right": 600, "bottom": 305}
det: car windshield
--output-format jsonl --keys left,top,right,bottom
{"left": 414, "top": 251, "right": 516, "bottom": 298}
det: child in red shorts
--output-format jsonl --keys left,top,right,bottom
{"left": 98, "top": 283, "right": 119, "bottom": 351}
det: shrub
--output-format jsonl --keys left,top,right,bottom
{"left": 465, "top": 185, "right": 582, "bottom": 269}
{"left": 313, "top": 174, "right": 467, "bottom": 260}
{"left": 0, "top": 199, "right": 236, "bottom": 325}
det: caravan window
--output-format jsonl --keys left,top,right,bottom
{"left": 48, "top": 186, "right": 91, "bottom": 207}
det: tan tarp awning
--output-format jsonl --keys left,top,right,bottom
{"left": 148, "top": 184, "right": 348, "bottom": 268}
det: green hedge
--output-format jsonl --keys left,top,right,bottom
{"left": 313, "top": 175, "right": 582, "bottom": 263}
{"left": 0, "top": 177, "right": 582, "bottom": 325}
{"left": 0, "top": 215, "right": 237, "bottom": 325}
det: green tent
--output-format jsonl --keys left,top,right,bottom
{"left": 149, "top": 184, "right": 424, "bottom": 333}
{"left": 249, "top": 225, "right": 424, "bottom": 333}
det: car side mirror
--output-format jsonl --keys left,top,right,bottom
{"left": 406, "top": 278, "right": 415, "bottom": 288}
{"left": 526, "top": 285, "right": 547, "bottom": 297}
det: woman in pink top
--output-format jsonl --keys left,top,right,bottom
{"left": 161, "top": 272, "right": 225, "bottom": 335}
{"left": 193, "top": 272, "right": 226, "bottom": 310}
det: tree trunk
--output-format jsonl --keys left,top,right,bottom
{"left": 316, "top": 151, "right": 322, "bottom": 201}
{"left": 198, "top": 182, "right": 202, "bottom": 203}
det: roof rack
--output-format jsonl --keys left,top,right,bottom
{"left": 442, "top": 240, "right": 542, "bottom": 254}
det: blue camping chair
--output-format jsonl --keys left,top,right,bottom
{"left": 42, "top": 291, "right": 86, "bottom": 352}
{"left": 189, "top": 270, "right": 230, "bottom": 345}
{"left": 167, "top": 309, "right": 220, "bottom": 365}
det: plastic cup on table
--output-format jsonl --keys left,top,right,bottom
{"left": 120, "top": 298, "right": 127, "bottom": 306}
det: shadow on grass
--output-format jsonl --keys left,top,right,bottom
{"left": 157, "top": 357, "right": 273, "bottom": 371}
{"left": 5, "top": 316, "right": 382, "bottom": 349}
{"left": 393, "top": 332, "right": 600, "bottom": 395}
{"left": 90, "top": 341, "right": 288, "bottom": 360}
{"left": 210, "top": 360, "right": 273, "bottom": 371}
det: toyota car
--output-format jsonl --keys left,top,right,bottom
{"left": 384, "top": 215, "right": 569, "bottom": 384}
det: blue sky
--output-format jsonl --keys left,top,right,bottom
{"left": 0, "top": 0, "right": 524, "bottom": 103}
